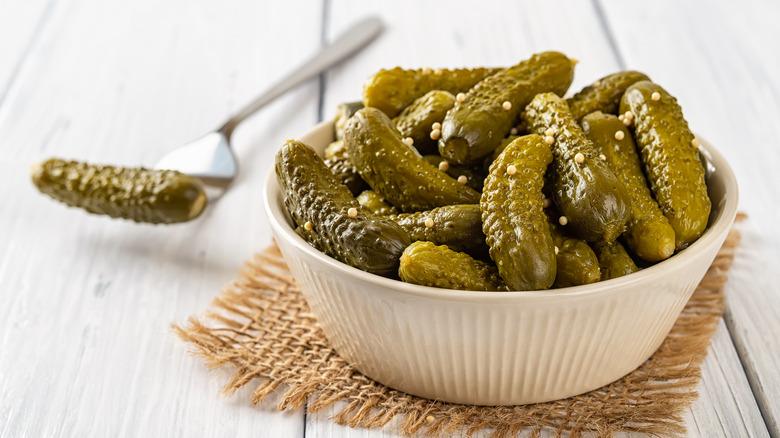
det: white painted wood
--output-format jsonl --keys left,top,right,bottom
{"left": 0, "top": 0, "right": 325, "bottom": 436}
{"left": 0, "top": 0, "right": 52, "bottom": 103}
{"left": 600, "top": 2, "right": 780, "bottom": 435}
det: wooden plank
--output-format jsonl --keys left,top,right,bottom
{"left": 0, "top": 0, "right": 52, "bottom": 106}
{"left": 0, "top": 0, "right": 325, "bottom": 436}
{"left": 600, "top": 1, "right": 780, "bottom": 435}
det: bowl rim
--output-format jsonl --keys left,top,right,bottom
{"left": 263, "top": 120, "right": 739, "bottom": 303}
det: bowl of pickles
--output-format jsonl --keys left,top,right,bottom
{"left": 264, "top": 51, "right": 739, "bottom": 405}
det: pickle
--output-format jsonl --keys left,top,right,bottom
{"left": 275, "top": 140, "right": 410, "bottom": 276}
{"left": 620, "top": 81, "right": 711, "bottom": 249}
{"left": 398, "top": 241, "right": 505, "bottom": 291}
{"left": 324, "top": 154, "right": 369, "bottom": 197}
{"left": 357, "top": 190, "right": 398, "bottom": 215}
{"left": 344, "top": 107, "right": 480, "bottom": 212}
{"left": 592, "top": 240, "right": 639, "bottom": 281}
{"left": 31, "top": 158, "right": 207, "bottom": 224}
{"left": 422, "top": 155, "right": 485, "bottom": 192}
{"left": 387, "top": 204, "right": 489, "bottom": 259}
{"left": 548, "top": 219, "right": 600, "bottom": 288}
{"left": 581, "top": 111, "right": 675, "bottom": 261}
{"left": 333, "top": 101, "right": 364, "bottom": 140}
{"left": 324, "top": 139, "right": 347, "bottom": 160}
{"left": 481, "top": 135, "right": 556, "bottom": 291}
{"left": 393, "top": 90, "right": 456, "bottom": 155}
{"left": 523, "top": 93, "right": 630, "bottom": 242}
{"left": 566, "top": 71, "right": 650, "bottom": 122}
{"left": 439, "top": 51, "right": 575, "bottom": 165}
{"left": 363, "top": 66, "right": 501, "bottom": 118}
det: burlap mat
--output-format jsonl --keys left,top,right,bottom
{"left": 173, "top": 215, "right": 744, "bottom": 438}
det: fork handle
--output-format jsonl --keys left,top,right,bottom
{"left": 218, "top": 16, "right": 383, "bottom": 138}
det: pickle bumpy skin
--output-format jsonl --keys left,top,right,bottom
{"left": 363, "top": 66, "right": 500, "bottom": 118}
{"left": 523, "top": 92, "right": 631, "bottom": 242}
{"left": 344, "top": 107, "right": 479, "bottom": 212}
{"left": 592, "top": 239, "right": 639, "bottom": 281}
{"left": 399, "top": 241, "right": 505, "bottom": 291}
{"left": 481, "top": 135, "right": 556, "bottom": 291}
{"left": 566, "top": 71, "right": 650, "bottom": 122}
{"left": 581, "top": 111, "right": 676, "bottom": 262}
{"left": 275, "top": 140, "right": 410, "bottom": 276}
{"left": 388, "top": 204, "right": 489, "bottom": 260}
{"left": 439, "top": 51, "right": 575, "bottom": 165}
{"left": 393, "top": 90, "right": 456, "bottom": 155}
{"left": 31, "top": 158, "right": 207, "bottom": 224}
{"left": 548, "top": 219, "right": 601, "bottom": 288}
{"left": 620, "top": 81, "right": 711, "bottom": 249}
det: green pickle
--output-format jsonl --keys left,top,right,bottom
{"left": 548, "top": 219, "right": 601, "bottom": 288}
{"left": 275, "top": 140, "right": 410, "bottom": 276}
{"left": 344, "top": 107, "right": 480, "bottom": 212}
{"left": 324, "top": 154, "right": 369, "bottom": 197}
{"left": 393, "top": 90, "right": 456, "bottom": 155}
{"left": 439, "top": 51, "right": 575, "bottom": 165}
{"left": 581, "top": 111, "right": 675, "bottom": 261}
{"left": 481, "top": 135, "right": 556, "bottom": 291}
{"left": 388, "top": 204, "right": 489, "bottom": 259}
{"left": 363, "top": 66, "right": 501, "bottom": 118}
{"left": 398, "top": 241, "right": 505, "bottom": 291}
{"left": 324, "top": 139, "right": 347, "bottom": 159}
{"left": 422, "top": 155, "right": 485, "bottom": 192}
{"left": 592, "top": 240, "right": 639, "bottom": 281}
{"left": 566, "top": 71, "right": 650, "bottom": 122}
{"left": 357, "top": 190, "right": 397, "bottom": 215}
{"left": 523, "top": 93, "right": 630, "bottom": 242}
{"left": 31, "top": 158, "right": 207, "bottom": 224}
{"left": 620, "top": 81, "right": 711, "bottom": 249}
{"left": 333, "top": 101, "right": 364, "bottom": 140}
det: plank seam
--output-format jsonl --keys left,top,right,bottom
{"left": 590, "top": 0, "right": 627, "bottom": 70}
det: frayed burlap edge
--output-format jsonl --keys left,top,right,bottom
{"left": 173, "top": 214, "right": 744, "bottom": 438}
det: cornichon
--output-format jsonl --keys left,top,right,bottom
{"left": 439, "top": 51, "right": 575, "bottom": 165}
{"left": 422, "top": 155, "right": 485, "bottom": 192}
{"left": 548, "top": 219, "right": 600, "bottom": 288}
{"left": 31, "top": 158, "right": 207, "bottom": 224}
{"left": 333, "top": 101, "right": 364, "bottom": 140}
{"left": 398, "top": 241, "right": 505, "bottom": 291}
{"left": 344, "top": 107, "right": 480, "bottom": 212}
{"left": 357, "top": 190, "right": 397, "bottom": 215}
{"left": 324, "top": 154, "right": 369, "bottom": 197}
{"left": 566, "top": 71, "right": 650, "bottom": 122}
{"left": 275, "top": 139, "right": 410, "bottom": 276}
{"left": 620, "top": 81, "right": 711, "bottom": 249}
{"left": 592, "top": 239, "right": 639, "bottom": 281}
{"left": 363, "top": 66, "right": 501, "bottom": 118}
{"left": 581, "top": 111, "right": 675, "bottom": 261}
{"left": 394, "top": 90, "right": 456, "bottom": 155}
{"left": 387, "top": 204, "right": 489, "bottom": 259}
{"left": 523, "top": 92, "right": 630, "bottom": 242}
{"left": 481, "top": 135, "right": 556, "bottom": 291}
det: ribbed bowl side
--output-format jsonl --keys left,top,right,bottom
{"left": 273, "top": 231, "right": 719, "bottom": 405}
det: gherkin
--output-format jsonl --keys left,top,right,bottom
{"left": 439, "top": 51, "right": 575, "bottom": 165}
{"left": 523, "top": 92, "right": 630, "bottom": 242}
{"left": 31, "top": 158, "right": 207, "bottom": 224}
{"left": 581, "top": 111, "right": 675, "bottom": 261}
{"left": 344, "top": 107, "right": 480, "bottom": 212}
{"left": 399, "top": 241, "right": 505, "bottom": 291}
{"left": 592, "top": 239, "right": 639, "bottom": 281}
{"left": 357, "top": 190, "right": 397, "bottom": 215}
{"left": 394, "top": 90, "right": 456, "bottom": 155}
{"left": 620, "top": 81, "right": 711, "bottom": 249}
{"left": 388, "top": 204, "right": 489, "bottom": 259}
{"left": 566, "top": 71, "right": 650, "bottom": 122}
{"left": 275, "top": 139, "right": 410, "bottom": 276}
{"left": 481, "top": 135, "right": 556, "bottom": 291}
{"left": 333, "top": 101, "right": 364, "bottom": 140}
{"left": 363, "top": 66, "right": 501, "bottom": 118}
{"left": 548, "top": 219, "right": 601, "bottom": 288}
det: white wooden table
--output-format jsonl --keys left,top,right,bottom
{"left": 0, "top": 1, "right": 777, "bottom": 436}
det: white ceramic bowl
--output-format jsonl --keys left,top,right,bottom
{"left": 263, "top": 120, "right": 738, "bottom": 405}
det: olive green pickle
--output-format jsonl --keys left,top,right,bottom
{"left": 399, "top": 241, "right": 505, "bottom": 291}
